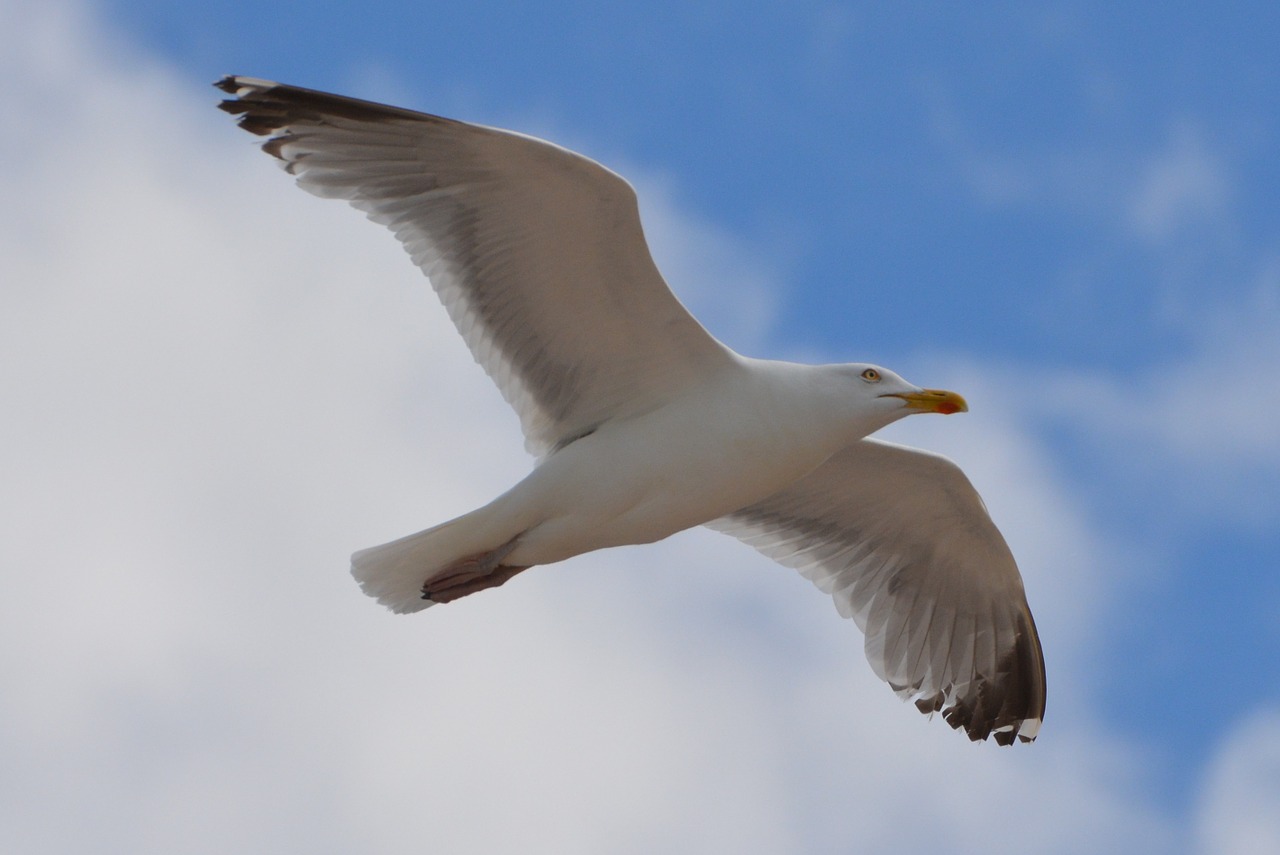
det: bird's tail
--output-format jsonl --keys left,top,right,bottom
{"left": 351, "top": 509, "right": 516, "bottom": 613}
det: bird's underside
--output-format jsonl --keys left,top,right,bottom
{"left": 217, "top": 75, "right": 1047, "bottom": 745}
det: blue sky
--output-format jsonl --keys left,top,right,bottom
{"left": 2, "top": 0, "right": 1279, "bottom": 852}
{"left": 111, "top": 1, "right": 1280, "bottom": 359}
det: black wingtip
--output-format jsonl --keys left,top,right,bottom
{"left": 213, "top": 76, "right": 445, "bottom": 133}
{"left": 924, "top": 607, "right": 1046, "bottom": 746}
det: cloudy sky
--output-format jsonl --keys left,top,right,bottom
{"left": 2, "top": 0, "right": 1278, "bottom": 852}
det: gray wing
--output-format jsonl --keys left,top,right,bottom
{"left": 218, "top": 76, "right": 733, "bottom": 457}
{"left": 707, "top": 438, "right": 1046, "bottom": 744}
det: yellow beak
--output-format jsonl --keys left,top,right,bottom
{"left": 885, "top": 389, "right": 969, "bottom": 415}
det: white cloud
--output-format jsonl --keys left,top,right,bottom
{"left": 1196, "top": 709, "right": 1280, "bottom": 855}
{"left": 0, "top": 1, "right": 1220, "bottom": 853}
{"left": 632, "top": 173, "right": 780, "bottom": 351}
{"left": 1001, "top": 272, "right": 1280, "bottom": 534}
{"left": 926, "top": 88, "right": 1236, "bottom": 264}
{"left": 1127, "top": 125, "right": 1232, "bottom": 244}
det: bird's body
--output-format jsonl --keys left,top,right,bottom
{"left": 353, "top": 356, "right": 913, "bottom": 607}
{"left": 484, "top": 357, "right": 826, "bottom": 565}
{"left": 423, "top": 358, "right": 900, "bottom": 564}
{"left": 218, "top": 76, "right": 1047, "bottom": 744}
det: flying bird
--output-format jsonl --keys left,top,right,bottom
{"left": 217, "top": 76, "right": 1046, "bottom": 744}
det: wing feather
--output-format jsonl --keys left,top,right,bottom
{"left": 708, "top": 437, "right": 1046, "bottom": 744}
{"left": 218, "top": 76, "right": 732, "bottom": 457}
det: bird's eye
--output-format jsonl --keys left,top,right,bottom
{"left": 861, "top": 368, "right": 881, "bottom": 382}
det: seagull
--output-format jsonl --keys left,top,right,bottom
{"left": 217, "top": 76, "right": 1046, "bottom": 744}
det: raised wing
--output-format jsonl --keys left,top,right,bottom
{"left": 218, "top": 76, "right": 733, "bottom": 457}
{"left": 708, "top": 438, "right": 1046, "bottom": 744}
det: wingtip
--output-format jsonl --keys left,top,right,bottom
{"left": 214, "top": 75, "right": 279, "bottom": 94}
{"left": 920, "top": 612, "right": 1046, "bottom": 746}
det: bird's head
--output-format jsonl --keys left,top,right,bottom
{"left": 836, "top": 363, "right": 969, "bottom": 432}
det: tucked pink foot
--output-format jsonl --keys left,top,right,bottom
{"left": 421, "top": 540, "right": 530, "bottom": 604}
